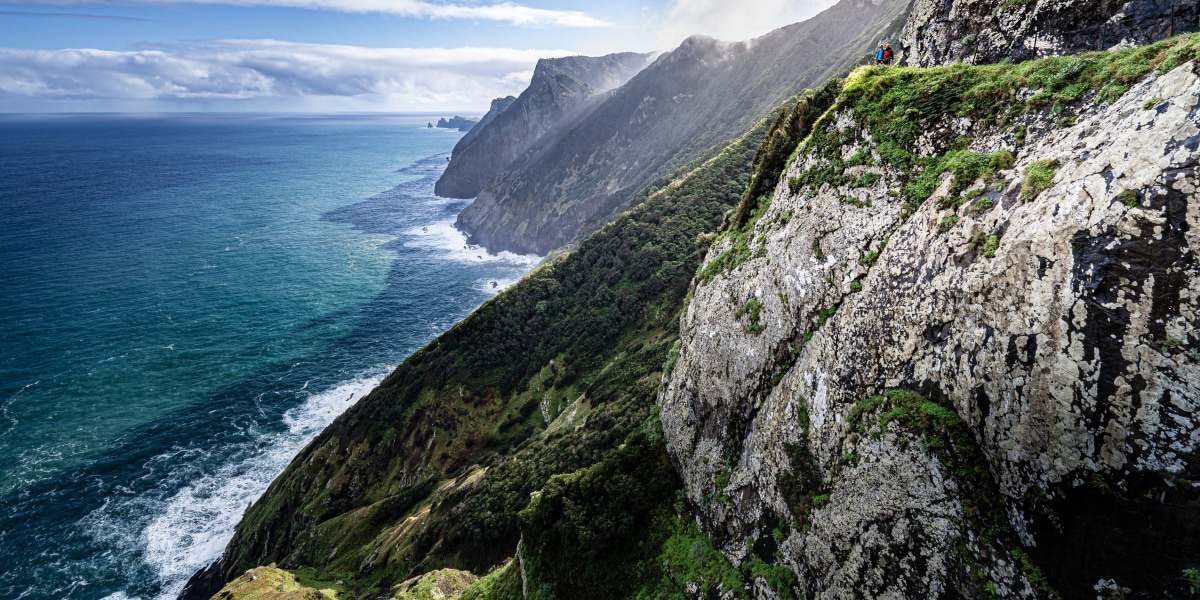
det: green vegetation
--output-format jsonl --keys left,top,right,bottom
{"left": 735, "top": 80, "right": 844, "bottom": 230}
{"left": 213, "top": 566, "right": 333, "bottom": 600}
{"left": 939, "top": 215, "right": 960, "bottom": 232}
{"left": 860, "top": 239, "right": 887, "bottom": 266}
{"left": 509, "top": 420, "right": 801, "bottom": 600}
{"left": 736, "top": 299, "right": 766, "bottom": 333}
{"left": 1143, "top": 96, "right": 1164, "bottom": 110}
{"left": 517, "top": 429, "right": 681, "bottom": 599}
{"left": 219, "top": 91, "right": 776, "bottom": 597}
{"left": 852, "top": 172, "right": 883, "bottom": 188}
{"left": 1010, "top": 548, "right": 1055, "bottom": 597}
{"left": 458, "top": 561, "right": 523, "bottom": 600}
{"left": 213, "top": 33, "right": 1200, "bottom": 600}
{"left": 391, "top": 569, "right": 479, "bottom": 600}
{"left": 1183, "top": 567, "right": 1200, "bottom": 595}
{"left": 1118, "top": 189, "right": 1139, "bottom": 207}
{"left": 782, "top": 34, "right": 1200, "bottom": 219}
{"left": 968, "top": 197, "right": 995, "bottom": 212}
{"left": 1000, "top": 0, "right": 1033, "bottom": 10}
{"left": 982, "top": 235, "right": 1000, "bottom": 258}
{"left": 1020, "top": 159, "right": 1060, "bottom": 202}
{"left": 904, "top": 149, "right": 1014, "bottom": 211}
{"left": 969, "top": 231, "right": 1002, "bottom": 258}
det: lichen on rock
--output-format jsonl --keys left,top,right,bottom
{"left": 661, "top": 37, "right": 1200, "bottom": 598}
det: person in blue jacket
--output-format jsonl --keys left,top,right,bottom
{"left": 874, "top": 44, "right": 885, "bottom": 64}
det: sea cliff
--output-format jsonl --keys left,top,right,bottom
{"left": 185, "top": 2, "right": 1200, "bottom": 598}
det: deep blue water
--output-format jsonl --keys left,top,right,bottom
{"left": 0, "top": 114, "right": 533, "bottom": 600}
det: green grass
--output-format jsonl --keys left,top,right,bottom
{"left": 1118, "top": 189, "right": 1139, "bottom": 207}
{"left": 736, "top": 298, "right": 766, "bottom": 334}
{"left": 860, "top": 239, "right": 887, "bottom": 266}
{"left": 1020, "top": 159, "right": 1060, "bottom": 202}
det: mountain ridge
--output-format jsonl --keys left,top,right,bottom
{"left": 455, "top": 0, "right": 914, "bottom": 256}
{"left": 433, "top": 52, "right": 652, "bottom": 200}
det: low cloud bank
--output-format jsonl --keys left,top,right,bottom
{"left": 0, "top": 40, "right": 576, "bottom": 111}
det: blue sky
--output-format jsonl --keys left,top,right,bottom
{"left": 0, "top": 0, "right": 837, "bottom": 112}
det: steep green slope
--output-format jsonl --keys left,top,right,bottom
{"left": 184, "top": 92, "right": 796, "bottom": 599}
{"left": 455, "top": 0, "right": 913, "bottom": 256}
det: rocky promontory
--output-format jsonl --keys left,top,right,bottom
{"left": 435, "top": 116, "right": 479, "bottom": 132}
{"left": 433, "top": 52, "right": 652, "bottom": 199}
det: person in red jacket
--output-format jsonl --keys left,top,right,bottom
{"left": 882, "top": 44, "right": 894, "bottom": 64}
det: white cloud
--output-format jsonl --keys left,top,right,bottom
{"left": 0, "top": 41, "right": 577, "bottom": 111}
{"left": 654, "top": 0, "right": 837, "bottom": 48}
{"left": 4, "top": 0, "right": 609, "bottom": 27}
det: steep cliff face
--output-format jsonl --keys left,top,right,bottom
{"left": 455, "top": 0, "right": 914, "bottom": 256}
{"left": 898, "top": 0, "right": 1200, "bottom": 67}
{"left": 661, "top": 35, "right": 1200, "bottom": 598}
{"left": 450, "top": 96, "right": 515, "bottom": 160}
{"left": 433, "top": 53, "right": 650, "bottom": 199}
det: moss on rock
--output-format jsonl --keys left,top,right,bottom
{"left": 212, "top": 566, "right": 335, "bottom": 600}
{"left": 391, "top": 568, "right": 478, "bottom": 600}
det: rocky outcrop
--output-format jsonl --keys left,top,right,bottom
{"left": 433, "top": 53, "right": 650, "bottom": 199}
{"left": 661, "top": 38, "right": 1200, "bottom": 598}
{"left": 436, "top": 116, "right": 479, "bottom": 132}
{"left": 455, "top": 0, "right": 915, "bottom": 255}
{"left": 391, "top": 568, "right": 478, "bottom": 600}
{"left": 209, "top": 566, "right": 329, "bottom": 599}
{"left": 898, "top": 0, "right": 1200, "bottom": 67}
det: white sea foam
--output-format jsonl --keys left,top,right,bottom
{"left": 477, "top": 276, "right": 522, "bottom": 296}
{"left": 403, "top": 219, "right": 539, "bottom": 266}
{"left": 85, "top": 371, "right": 386, "bottom": 600}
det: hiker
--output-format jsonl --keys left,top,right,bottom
{"left": 883, "top": 44, "right": 894, "bottom": 64}
{"left": 874, "top": 44, "right": 885, "bottom": 64}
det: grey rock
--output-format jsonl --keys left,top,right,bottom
{"left": 434, "top": 52, "right": 651, "bottom": 199}
{"left": 897, "top": 0, "right": 1200, "bottom": 67}
{"left": 661, "top": 58, "right": 1200, "bottom": 597}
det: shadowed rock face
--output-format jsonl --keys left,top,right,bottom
{"left": 455, "top": 0, "right": 915, "bottom": 256}
{"left": 433, "top": 53, "right": 651, "bottom": 200}
{"left": 660, "top": 49, "right": 1200, "bottom": 597}
{"left": 898, "top": 0, "right": 1200, "bottom": 67}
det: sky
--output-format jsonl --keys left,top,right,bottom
{"left": 0, "top": 0, "right": 839, "bottom": 112}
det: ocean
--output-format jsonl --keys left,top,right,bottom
{"left": 0, "top": 114, "right": 536, "bottom": 600}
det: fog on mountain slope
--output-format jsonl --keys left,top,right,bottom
{"left": 453, "top": 0, "right": 913, "bottom": 256}
{"left": 434, "top": 52, "right": 653, "bottom": 200}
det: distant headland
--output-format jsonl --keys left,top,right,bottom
{"left": 427, "top": 116, "right": 479, "bottom": 132}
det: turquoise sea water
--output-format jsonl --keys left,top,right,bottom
{"left": 0, "top": 114, "right": 534, "bottom": 599}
